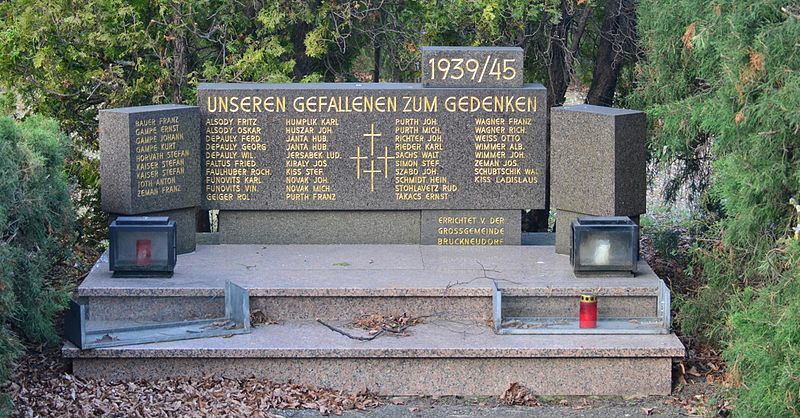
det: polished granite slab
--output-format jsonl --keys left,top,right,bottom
{"left": 78, "top": 244, "right": 662, "bottom": 297}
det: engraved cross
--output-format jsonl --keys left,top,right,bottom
{"left": 349, "top": 145, "right": 368, "bottom": 179}
{"left": 363, "top": 123, "right": 382, "bottom": 156}
{"left": 376, "top": 145, "right": 395, "bottom": 179}
{"left": 362, "top": 160, "right": 382, "bottom": 192}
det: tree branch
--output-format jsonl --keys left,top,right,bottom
{"left": 569, "top": 5, "right": 593, "bottom": 57}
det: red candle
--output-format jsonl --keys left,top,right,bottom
{"left": 135, "top": 239, "right": 152, "bottom": 266}
{"left": 579, "top": 294, "right": 597, "bottom": 328}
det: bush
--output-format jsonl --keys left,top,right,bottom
{"left": 0, "top": 115, "right": 75, "bottom": 411}
{"left": 723, "top": 240, "right": 800, "bottom": 417}
{"left": 633, "top": 0, "right": 799, "bottom": 415}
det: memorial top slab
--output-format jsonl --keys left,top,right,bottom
{"left": 101, "top": 104, "right": 197, "bottom": 113}
{"left": 198, "top": 82, "right": 539, "bottom": 91}
{"left": 552, "top": 104, "right": 642, "bottom": 116}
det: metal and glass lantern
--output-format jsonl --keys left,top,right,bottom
{"left": 109, "top": 216, "right": 176, "bottom": 277}
{"left": 570, "top": 216, "right": 639, "bottom": 274}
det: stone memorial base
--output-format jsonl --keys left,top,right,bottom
{"left": 64, "top": 243, "right": 683, "bottom": 396}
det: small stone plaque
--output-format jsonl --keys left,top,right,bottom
{"left": 421, "top": 210, "right": 521, "bottom": 245}
{"left": 421, "top": 46, "right": 524, "bottom": 88}
{"left": 198, "top": 83, "right": 546, "bottom": 211}
{"left": 551, "top": 104, "right": 646, "bottom": 216}
{"left": 100, "top": 105, "right": 201, "bottom": 214}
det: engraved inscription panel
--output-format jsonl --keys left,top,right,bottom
{"left": 420, "top": 210, "right": 522, "bottom": 245}
{"left": 133, "top": 115, "right": 191, "bottom": 199}
{"left": 199, "top": 83, "right": 546, "bottom": 210}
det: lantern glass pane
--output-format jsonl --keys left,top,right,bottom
{"left": 577, "top": 229, "right": 634, "bottom": 268}
{"left": 114, "top": 230, "right": 171, "bottom": 269}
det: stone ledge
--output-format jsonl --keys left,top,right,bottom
{"left": 63, "top": 320, "right": 685, "bottom": 359}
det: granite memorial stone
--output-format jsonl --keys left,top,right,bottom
{"left": 218, "top": 210, "right": 421, "bottom": 244}
{"left": 100, "top": 104, "right": 201, "bottom": 215}
{"left": 421, "top": 46, "right": 524, "bottom": 88}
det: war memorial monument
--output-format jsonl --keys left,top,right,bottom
{"left": 63, "top": 47, "right": 684, "bottom": 396}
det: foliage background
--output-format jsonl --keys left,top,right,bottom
{"left": 0, "top": 0, "right": 630, "bottom": 236}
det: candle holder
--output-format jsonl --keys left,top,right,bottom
{"left": 109, "top": 216, "right": 176, "bottom": 277}
{"left": 570, "top": 216, "right": 639, "bottom": 275}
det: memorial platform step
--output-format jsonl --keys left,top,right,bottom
{"left": 64, "top": 319, "right": 684, "bottom": 396}
{"left": 77, "top": 244, "right": 666, "bottom": 322}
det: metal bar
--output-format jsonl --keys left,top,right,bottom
{"left": 81, "top": 321, "right": 251, "bottom": 349}
{"left": 85, "top": 317, "right": 221, "bottom": 335}
{"left": 64, "top": 301, "right": 85, "bottom": 349}
{"left": 658, "top": 279, "right": 672, "bottom": 331}
{"left": 491, "top": 281, "right": 502, "bottom": 333}
{"left": 226, "top": 281, "right": 251, "bottom": 331}
{"left": 66, "top": 280, "right": 251, "bottom": 349}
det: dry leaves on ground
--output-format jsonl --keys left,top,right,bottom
{"left": 500, "top": 382, "right": 540, "bottom": 407}
{"left": 352, "top": 313, "right": 423, "bottom": 336}
{"left": 250, "top": 309, "right": 277, "bottom": 327}
{"left": 10, "top": 346, "right": 381, "bottom": 417}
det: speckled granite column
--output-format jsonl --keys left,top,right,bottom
{"left": 550, "top": 105, "right": 647, "bottom": 255}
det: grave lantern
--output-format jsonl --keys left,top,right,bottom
{"left": 109, "top": 216, "right": 176, "bottom": 277}
{"left": 570, "top": 216, "right": 639, "bottom": 274}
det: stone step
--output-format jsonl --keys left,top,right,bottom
{"left": 64, "top": 319, "right": 684, "bottom": 396}
{"left": 78, "top": 245, "right": 665, "bottom": 322}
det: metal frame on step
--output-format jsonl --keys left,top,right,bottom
{"left": 491, "top": 280, "right": 671, "bottom": 335}
{"left": 65, "top": 281, "right": 251, "bottom": 349}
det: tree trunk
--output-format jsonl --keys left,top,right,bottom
{"left": 526, "top": 1, "right": 593, "bottom": 232}
{"left": 373, "top": 44, "right": 381, "bottom": 82}
{"left": 547, "top": 1, "right": 594, "bottom": 107}
{"left": 586, "top": 0, "right": 637, "bottom": 106}
{"left": 171, "top": 3, "right": 188, "bottom": 103}
{"left": 546, "top": 3, "right": 570, "bottom": 108}
{"left": 291, "top": 25, "right": 324, "bottom": 80}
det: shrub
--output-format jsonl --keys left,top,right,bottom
{"left": 0, "top": 115, "right": 75, "bottom": 411}
{"left": 633, "top": 0, "right": 799, "bottom": 415}
{"left": 724, "top": 240, "right": 800, "bottom": 417}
